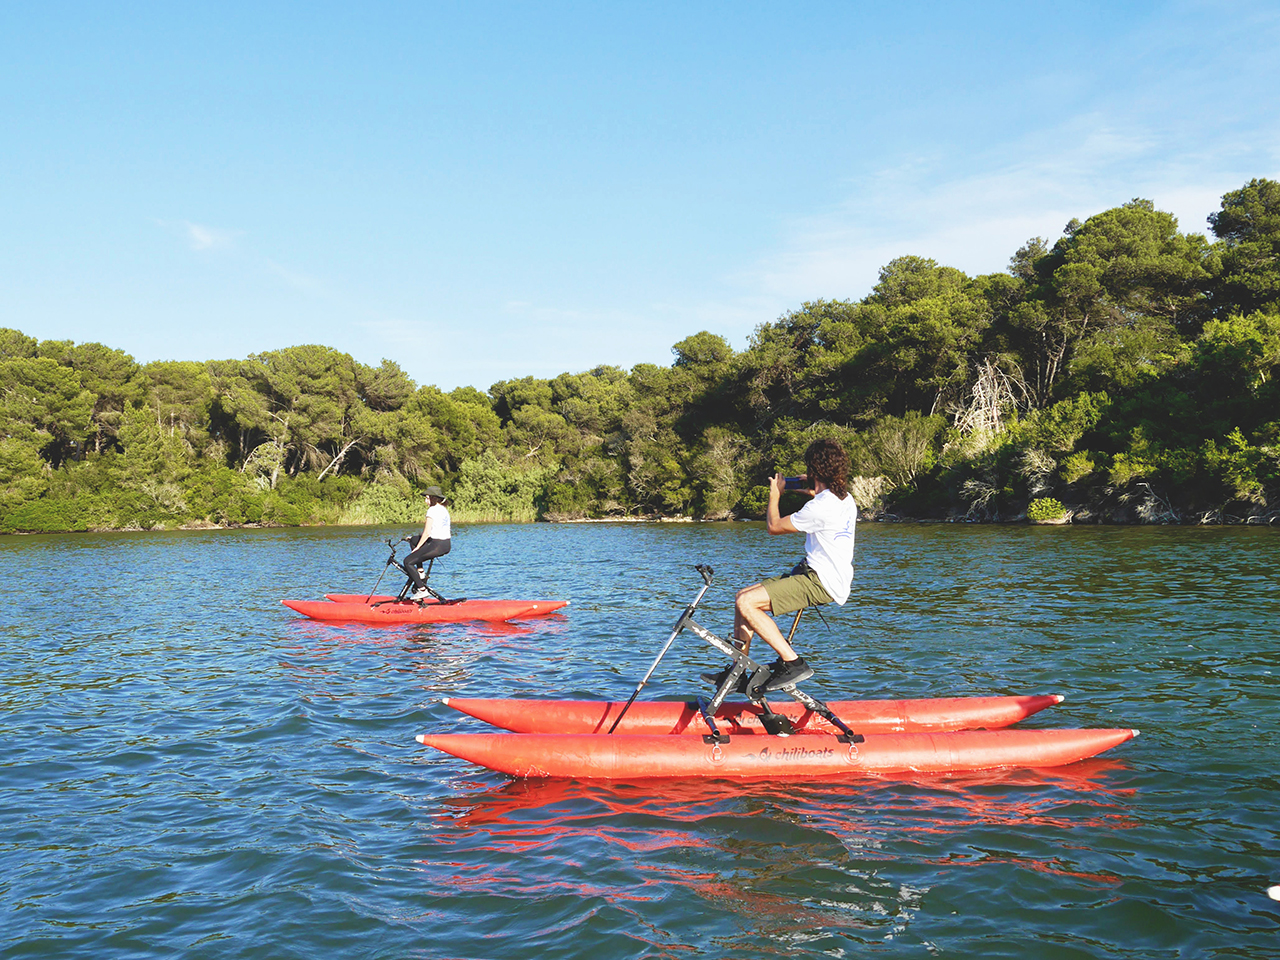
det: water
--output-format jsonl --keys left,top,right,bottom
{"left": 1, "top": 522, "right": 1277, "bottom": 958}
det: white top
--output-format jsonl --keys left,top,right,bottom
{"left": 789, "top": 489, "right": 857, "bottom": 604}
{"left": 426, "top": 502, "right": 452, "bottom": 540}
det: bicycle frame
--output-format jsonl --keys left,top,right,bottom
{"left": 610, "top": 565, "right": 863, "bottom": 745}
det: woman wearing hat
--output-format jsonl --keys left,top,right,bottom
{"left": 405, "top": 485, "right": 452, "bottom": 600}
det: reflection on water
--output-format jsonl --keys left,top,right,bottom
{"left": 411, "top": 764, "right": 1141, "bottom": 953}
{"left": 1, "top": 523, "right": 1277, "bottom": 958}
{"left": 435, "top": 760, "right": 1138, "bottom": 835}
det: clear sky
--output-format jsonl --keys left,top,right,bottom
{"left": 2, "top": 1, "right": 1278, "bottom": 392}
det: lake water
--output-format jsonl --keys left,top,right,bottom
{"left": 2, "top": 522, "right": 1277, "bottom": 958}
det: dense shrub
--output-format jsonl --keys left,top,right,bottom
{"left": 1027, "top": 497, "right": 1068, "bottom": 521}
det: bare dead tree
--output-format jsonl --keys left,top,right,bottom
{"left": 316, "top": 436, "right": 366, "bottom": 482}
{"left": 950, "top": 358, "right": 1031, "bottom": 439}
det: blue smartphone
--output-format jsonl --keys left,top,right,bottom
{"left": 783, "top": 476, "right": 807, "bottom": 490}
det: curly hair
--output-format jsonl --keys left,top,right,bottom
{"left": 804, "top": 438, "right": 850, "bottom": 499}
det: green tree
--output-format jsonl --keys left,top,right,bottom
{"left": 1208, "top": 178, "right": 1280, "bottom": 316}
{"left": 110, "top": 404, "right": 195, "bottom": 521}
{"left": 489, "top": 376, "right": 554, "bottom": 420}
{"left": 672, "top": 331, "right": 734, "bottom": 374}
{"left": 1186, "top": 310, "right": 1280, "bottom": 436}
{"left": 0, "top": 437, "right": 48, "bottom": 522}
{"left": 1004, "top": 200, "right": 1211, "bottom": 406}
{"left": 856, "top": 412, "right": 944, "bottom": 488}
{"left": 0, "top": 357, "right": 95, "bottom": 466}
{"left": 1020, "top": 392, "right": 1110, "bottom": 453}
{"left": 688, "top": 426, "right": 751, "bottom": 519}
{"left": 0, "top": 328, "right": 38, "bottom": 359}
{"left": 69, "top": 343, "right": 149, "bottom": 454}
{"left": 212, "top": 345, "right": 360, "bottom": 487}
{"left": 144, "top": 360, "right": 217, "bottom": 456}
{"left": 618, "top": 362, "right": 696, "bottom": 514}
{"left": 733, "top": 304, "right": 830, "bottom": 428}
{"left": 794, "top": 261, "right": 992, "bottom": 422}
{"left": 356, "top": 359, "right": 415, "bottom": 411}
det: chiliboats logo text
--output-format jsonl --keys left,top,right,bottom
{"left": 750, "top": 745, "right": 836, "bottom": 762}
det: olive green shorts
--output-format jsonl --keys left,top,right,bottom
{"left": 761, "top": 568, "right": 833, "bottom": 616}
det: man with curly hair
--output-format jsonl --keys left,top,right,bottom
{"left": 706, "top": 437, "right": 858, "bottom": 691}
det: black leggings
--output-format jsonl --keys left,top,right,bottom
{"left": 405, "top": 537, "right": 451, "bottom": 590}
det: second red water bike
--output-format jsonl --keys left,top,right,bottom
{"left": 283, "top": 537, "right": 569, "bottom": 624}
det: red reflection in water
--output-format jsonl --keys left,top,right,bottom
{"left": 432, "top": 759, "right": 1136, "bottom": 830}
{"left": 283, "top": 617, "right": 547, "bottom": 648}
{"left": 412, "top": 761, "right": 1139, "bottom": 906}
{"left": 278, "top": 615, "right": 568, "bottom": 686}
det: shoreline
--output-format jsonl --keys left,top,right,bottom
{"left": 4, "top": 512, "right": 1277, "bottom": 536}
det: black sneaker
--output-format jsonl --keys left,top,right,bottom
{"left": 763, "top": 656, "right": 813, "bottom": 691}
{"left": 700, "top": 664, "right": 751, "bottom": 693}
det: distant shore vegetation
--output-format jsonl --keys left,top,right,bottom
{"left": 4, "top": 179, "right": 1280, "bottom": 534}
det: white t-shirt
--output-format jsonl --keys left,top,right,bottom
{"left": 426, "top": 503, "right": 452, "bottom": 540}
{"left": 789, "top": 489, "right": 857, "bottom": 604}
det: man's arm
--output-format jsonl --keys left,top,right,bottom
{"left": 765, "top": 473, "right": 801, "bottom": 535}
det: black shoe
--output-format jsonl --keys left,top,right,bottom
{"left": 701, "top": 664, "right": 751, "bottom": 694}
{"left": 763, "top": 657, "right": 813, "bottom": 691}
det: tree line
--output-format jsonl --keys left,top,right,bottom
{"left": 3, "top": 178, "right": 1279, "bottom": 533}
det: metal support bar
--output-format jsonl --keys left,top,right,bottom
{"left": 779, "top": 685, "right": 864, "bottom": 743}
{"left": 686, "top": 621, "right": 772, "bottom": 711}
{"left": 608, "top": 567, "right": 715, "bottom": 734}
{"left": 785, "top": 608, "right": 804, "bottom": 644}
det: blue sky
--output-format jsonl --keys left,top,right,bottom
{"left": 2, "top": 1, "right": 1278, "bottom": 392}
